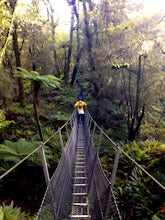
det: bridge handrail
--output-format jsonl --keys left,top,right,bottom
{"left": 86, "top": 110, "right": 165, "bottom": 191}
{"left": 0, "top": 111, "right": 75, "bottom": 181}
{"left": 87, "top": 111, "right": 117, "bottom": 147}
{"left": 118, "top": 146, "right": 165, "bottom": 190}
{"left": 1, "top": 109, "right": 165, "bottom": 192}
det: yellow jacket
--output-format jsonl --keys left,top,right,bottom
{"left": 74, "top": 100, "right": 87, "bottom": 111}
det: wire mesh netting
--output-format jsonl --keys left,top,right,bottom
{"left": 36, "top": 121, "right": 78, "bottom": 220}
{"left": 37, "top": 112, "right": 122, "bottom": 220}
{"left": 84, "top": 122, "right": 121, "bottom": 220}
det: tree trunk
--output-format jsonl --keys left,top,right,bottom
{"left": 33, "top": 81, "right": 44, "bottom": 141}
{"left": 70, "top": 0, "right": 82, "bottom": 86}
{"left": 127, "top": 55, "right": 147, "bottom": 141}
{"left": 12, "top": 20, "right": 24, "bottom": 106}
{"left": 82, "top": 0, "right": 95, "bottom": 71}
{"left": 8, "top": 0, "right": 24, "bottom": 105}
{"left": 42, "top": 0, "right": 57, "bottom": 75}
{"left": 64, "top": 7, "right": 74, "bottom": 84}
{"left": 0, "top": 0, "right": 15, "bottom": 55}
{"left": 49, "top": 3, "right": 56, "bottom": 76}
{"left": 70, "top": 47, "right": 83, "bottom": 86}
{"left": 82, "top": 0, "right": 100, "bottom": 94}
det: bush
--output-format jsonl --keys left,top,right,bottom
{"left": 0, "top": 201, "right": 35, "bottom": 220}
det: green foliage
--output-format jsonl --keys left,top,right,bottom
{"left": 140, "top": 104, "right": 165, "bottom": 141}
{"left": 42, "top": 128, "right": 61, "bottom": 151}
{"left": 0, "top": 110, "right": 15, "bottom": 129}
{"left": 59, "top": 86, "right": 75, "bottom": 111}
{"left": 51, "top": 111, "right": 69, "bottom": 121}
{"left": 0, "top": 162, "right": 11, "bottom": 173}
{"left": 151, "top": 106, "right": 163, "bottom": 113}
{"left": 151, "top": 215, "right": 161, "bottom": 220}
{"left": 0, "top": 138, "right": 52, "bottom": 167}
{"left": 14, "top": 68, "right": 39, "bottom": 80}
{"left": 0, "top": 0, "right": 165, "bottom": 217}
{"left": 14, "top": 67, "right": 62, "bottom": 141}
{"left": 130, "top": 139, "right": 165, "bottom": 156}
{"left": 0, "top": 206, "right": 4, "bottom": 220}
{"left": 7, "top": 102, "right": 33, "bottom": 116}
{"left": 14, "top": 67, "right": 61, "bottom": 89}
{"left": 115, "top": 165, "right": 164, "bottom": 219}
{"left": 113, "top": 140, "right": 165, "bottom": 219}
{"left": 120, "top": 140, "right": 165, "bottom": 185}
{"left": 41, "top": 75, "right": 61, "bottom": 88}
{"left": 0, "top": 2, "right": 11, "bottom": 53}
{"left": 0, "top": 201, "right": 35, "bottom": 220}
{"left": 0, "top": 73, "right": 14, "bottom": 106}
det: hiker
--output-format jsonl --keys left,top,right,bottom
{"left": 74, "top": 97, "right": 87, "bottom": 124}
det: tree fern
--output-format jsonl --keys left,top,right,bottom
{"left": 15, "top": 67, "right": 61, "bottom": 88}
{"left": 14, "top": 67, "right": 61, "bottom": 141}
{"left": 0, "top": 138, "right": 52, "bottom": 167}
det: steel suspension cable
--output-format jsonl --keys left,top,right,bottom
{"left": 118, "top": 146, "right": 165, "bottom": 191}
{"left": 86, "top": 111, "right": 165, "bottom": 191}
{"left": 0, "top": 112, "right": 75, "bottom": 180}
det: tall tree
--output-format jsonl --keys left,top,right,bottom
{"left": 8, "top": 0, "right": 25, "bottom": 105}
{"left": 113, "top": 54, "right": 147, "bottom": 141}
{"left": 0, "top": 1, "right": 12, "bottom": 56}
{"left": 82, "top": 0, "right": 100, "bottom": 93}
{"left": 42, "top": 0, "right": 57, "bottom": 75}
{"left": 64, "top": 3, "right": 74, "bottom": 84}
{"left": 70, "top": 0, "right": 83, "bottom": 87}
{"left": 12, "top": 20, "right": 25, "bottom": 105}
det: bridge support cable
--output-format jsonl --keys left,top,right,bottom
{"left": 38, "top": 108, "right": 164, "bottom": 218}
{"left": 84, "top": 119, "right": 122, "bottom": 219}
{"left": 2, "top": 106, "right": 164, "bottom": 219}
{"left": 65, "top": 123, "right": 69, "bottom": 139}
{"left": 40, "top": 145, "right": 50, "bottom": 186}
{"left": 97, "top": 128, "right": 103, "bottom": 151}
{"left": 36, "top": 113, "right": 77, "bottom": 219}
{"left": 111, "top": 145, "right": 121, "bottom": 188}
{"left": 58, "top": 129, "right": 64, "bottom": 149}
{"left": 37, "top": 111, "right": 122, "bottom": 219}
{"left": 86, "top": 111, "right": 165, "bottom": 191}
{"left": 0, "top": 111, "right": 75, "bottom": 181}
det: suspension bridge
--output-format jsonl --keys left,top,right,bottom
{"left": 36, "top": 110, "right": 122, "bottom": 220}
{"left": 0, "top": 110, "right": 165, "bottom": 219}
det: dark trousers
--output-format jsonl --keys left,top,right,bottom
{"left": 77, "top": 113, "right": 85, "bottom": 124}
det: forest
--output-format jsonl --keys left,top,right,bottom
{"left": 0, "top": 0, "right": 165, "bottom": 219}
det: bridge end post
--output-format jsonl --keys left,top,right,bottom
{"left": 40, "top": 143, "right": 50, "bottom": 186}
{"left": 111, "top": 145, "right": 120, "bottom": 188}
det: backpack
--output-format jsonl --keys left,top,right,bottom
{"left": 79, "top": 101, "right": 83, "bottom": 108}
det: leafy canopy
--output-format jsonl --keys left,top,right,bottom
{"left": 14, "top": 67, "right": 61, "bottom": 88}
